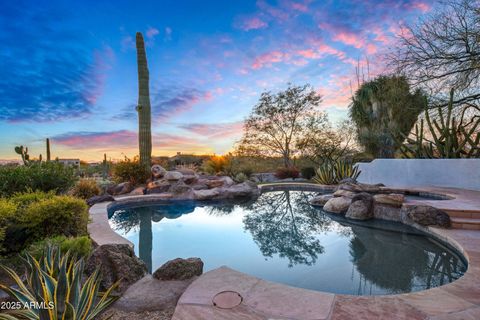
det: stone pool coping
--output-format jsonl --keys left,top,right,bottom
{"left": 87, "top": 183, "right": 480, "bottom": 320}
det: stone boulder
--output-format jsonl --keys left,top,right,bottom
{"left": 404, "top": 205, "right": 451, "bottom": 228}
{"left": 182, "top": 174, "right": 198, "bottom": 185}
{"left": 107, "top": 182, "right": 134, "bottom": 196}
{"left": 151, "top": 164, "right": 167, "bottom": 179}
{"left": 153, "top": 258, "right": 203, "bottom": 281}
{"left": 193, "top": 188, "right": 221, "bottom": 200}
{"left": 333, "top": 189, "right": 357, "bottom": 199}
{"left": 164, "top": 171, "right": 183, "bottom": 181}
{"left": 85, "top": 244, "right": 147, "bottom": 294}
{"left": 374, "top": 193, "right": 405, "bottom": 207}
{"left": 337, "top": 182, "right": 383, "bottom": 193}
{"left": 309, "top": 194, "right": 334, "bottom": 207}
{"left": 323, "top": 196, "right": 352, "bottom": 214}
{"left": 129, "top": 186, "right": 146, "bottom": 196}
{"left": 112, "top": 275, "right": 195, "bottom": 313}
{"left": 87, "top": 194, "right": 115, "bottom": 206}
{"left": 146, "top": 180, "right": 171, "bottom": 194}
{"left": 338, "top": 177, "right": 357, "bottom": 184}
{"left": 220, "top": 181, "right": 260, "bottom": 199}
{"left": 374, "top": 204, "right": 402, "bottom": 222}
{"left": 168, "top": 181, "right": 192, "bottom": 194}
{"left": 176, "top": 168, "right": 196, "bottom": 176}
{"left": 205, "top": 179, "right": 225, "bottom": 189}
{"left": 345, "top": 193, "right": 374, "bottom": 220}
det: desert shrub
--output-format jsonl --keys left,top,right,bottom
{"left": 233, "top": 172, "right": 249, "bottom": 183}
{"left": 202, "top": 155, "right": 232, "bottom": 175}
{"left": 0, "top": 199, "right": 17, "bottom": 253}
{"left": 70, "top": 179, "right": 101, "bottom": 199}
{"left": 9, "top": 190, "right": 54, "bottom": 210}
{"left": 112, "top": 157, "right": 149, "bottom": 185}
{"left": 0, "top": 162, "right": 76, "bottom": 197}
{"left": 274, "top": 167, "right": 300, "bottom": 179}
{"left": 300, "top": 167, "right": 315, "bottom": 180}
{"left": 26, "top": 235, "right": 92, "bottom": 259}
{"left": 19, "top": 196, "right": 89, "bottom": 240}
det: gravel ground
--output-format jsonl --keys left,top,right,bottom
{"left": 100, "top": 307, "right": 175, "bottom": 320}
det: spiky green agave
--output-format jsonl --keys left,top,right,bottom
{"left": 0, "top": 246, "right": 118, "bottom": 320}
{"left": 313, "top": 160, "right": 361, "bottom": 185}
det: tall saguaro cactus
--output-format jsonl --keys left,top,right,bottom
{"left": 46, "top": 138, "right": 51, "bottom": 162}
{"left": 135, "top": 32, "right": 152, "bottom": 171}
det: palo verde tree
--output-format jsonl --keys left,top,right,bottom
{"left": 135, "top": 32, "right": 152, "bottom": 171}
{"left": 236, "top": 84, "right": 326, "bottom": 168}
{"left": 389, "top": 0, "right": 480, "bottom": 109}
{"left": 349, "top": 75, "right": 426, "bottom": 158}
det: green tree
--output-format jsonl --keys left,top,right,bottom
{"left": 237, "top": 84, "right": 326, "bottom": 167}
{"left": 349, "top": 76, "right": 426, "bottom": 158}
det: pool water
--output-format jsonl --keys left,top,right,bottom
{"left": 108, "top": 191, "right": 466, "bottom": 295}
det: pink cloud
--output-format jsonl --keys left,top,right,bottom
{"left": 289, "top": 1, "right": 308, "bottom": 12}
{"left": 53, "top": 130, "right": 137, "bottom": 148}
{"left": 332, "top": 31, "right": 364, "bottom": 48}
{"left": 238, "top": 16, "right": 268, "bottom": 31}
{"left": 365, "top": 43, "right": 377, "bottom": 54}
{"left": 297, "top": 49, "right": 320, "bottom": 59}
{"left": 252, "top": 50, "right": 287, "bottom": 69}
{"left": 53, "top": 130, "right": 203, "bottom": 151}
{"left": 406, "top": 1, "right": 431, "bottom": 12}
{"left": 180, "top": 122, "right": 244, "bottom": 139}
{"left": 83, "top": 46, "right": 114, "bottom": 105}
{"left": 146, "top": 27, "right": 160, "bottom": 39}
{"left": 256, "top": 0, "right": 289, "bottom": 21}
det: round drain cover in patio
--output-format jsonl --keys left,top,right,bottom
{"left": 212, "top": 291, "right": 243, "bottom": 309}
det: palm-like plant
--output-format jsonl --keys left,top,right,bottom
{"left": 0, "top": 246, "right": 118, "bottom": 320}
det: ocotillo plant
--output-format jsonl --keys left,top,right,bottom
{"left": 14, "top": 145, "right": 30, "bottom": 165}
{"left": 400, "top": 89, "right": 480, "bottom": 158}
{"left": 135, "top": 32, "right": 152, "bottom": 172}
{"left": 46, "top": 138, "right": 51, "bottom": 161}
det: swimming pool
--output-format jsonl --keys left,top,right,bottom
{"left": 108, "top": 190, "right": 466, "bottom": 295}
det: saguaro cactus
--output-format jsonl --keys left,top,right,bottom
{"left": 135, "top": 32, "right": 152, "bottom": 171}
{"left": 102, "top": 153, "right": 108, "bottom": 179}
{"left": 46, "top": 138, "right": 51, "bottom": 162}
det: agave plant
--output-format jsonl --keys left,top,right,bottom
{"left": 313, "top": 160, "right": 361, "bottom": 185}
{"left": 334, "top": 159, "right": 361, "bottom": 182}
{"left": 0, "top": 246, "right": 118, "bottom": 320}
{"left": 313, "top": 162, "right": 336, "bottom": 185}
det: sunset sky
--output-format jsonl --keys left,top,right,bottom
{"left": 0, "top": 0, "right": 434, "bottom": 161}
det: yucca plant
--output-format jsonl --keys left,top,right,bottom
{"left": 0, "top": 246, "right": 118, "bottom": 320}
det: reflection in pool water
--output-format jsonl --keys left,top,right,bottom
{"left": 108, "top": 191, "right": 466, "bottom": 295}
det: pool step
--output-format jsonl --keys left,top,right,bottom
{"left": 445, "top": 209, "right": 480, "bottom": 219}
{"left": 450, "top": 217, "right": 480, "bottom": 230}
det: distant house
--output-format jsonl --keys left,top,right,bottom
{"left": 57, "top": 158, "right": 80, "bottom": 168}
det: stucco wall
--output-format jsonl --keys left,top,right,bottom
{"left": 356, "top": 159, "right": 480, "bottom": 191}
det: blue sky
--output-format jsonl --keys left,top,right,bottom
{"left": 0, "top": 0, "right": 433, "bottom": 161}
